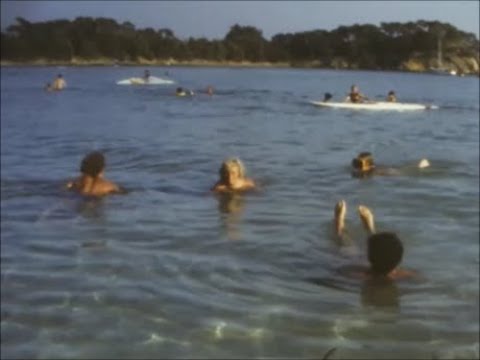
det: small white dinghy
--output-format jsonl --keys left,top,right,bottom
{"left": 310, "top": 100, "right": 438, "bottom": 111}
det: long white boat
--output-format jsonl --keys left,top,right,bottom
{"left": 310, "top": 100, "right": 438, "bottom": 111}
{"left": 117, "top": 76, "right": 175, "bottom": 85}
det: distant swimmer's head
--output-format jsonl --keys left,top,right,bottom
{"left": 367, "top": 232, "right": 404, "bottom": 276}
{"left": 206, "top": 85, "right": 214, "bottom": 95}
{"left": 144, "top": 69, "right": 150, "bottom": 77}
{"left": 351, "top": 84, "right": 359, "bottom": 93}
{"left": 176, "top": 87, "right": 186, "bottom": 96}
{"left": 352, "top": 152, "right": 375, "bottom": 173}
{"left": 388, "top": 90, "right": 395, "bottom": 96}
{"left": 57, "top": 74, "right": 63, "bottom": 78}
{"left": 80, "top": 151, "right": 105, "bottom": 178}
{"left": 219, "top": 158, "right": 246, "bottom": 184}
{"left": 324, "top": 92, "right": 333, "bottom": 102}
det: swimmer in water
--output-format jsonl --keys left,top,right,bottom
{"left": 66, "top": 151, "right": 124, "bottom": 197}
{"left": 334, "top": 200, "right": 415, "bottom": 280}
{"left": 44, "top": 82, "right": 54, "bottom": 92}
{"left": 351, "top": 152, "right": 430, "bottom": 178}
{"left": 211, "top": 158, "right": 256, "bottom": 193}
{"left": 52, "top": 74, "right": 66, "bottom": 91}
{"left": 176, "top": 87, "right": 194, "bottom": 97}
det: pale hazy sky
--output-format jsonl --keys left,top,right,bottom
{"left": 1, "top": 1, "right": 479, "bottom": 39}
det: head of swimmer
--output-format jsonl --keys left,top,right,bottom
{"left": 219, "top": 158, "right": 245, "bottom": 186}
{"left": 80, "top": 151, "right": 105, "bottom": 178}
{"left": 351, "top": 84, "right": 359, "bottom": 93}
{"left": 368, "top": 232, "right": 404, "bottom": 276}
{"left": 351, "top": 152, "right": 375, "bottom": 173}
{"left": 144, "top": 69, "right": 150, "bottom": 78}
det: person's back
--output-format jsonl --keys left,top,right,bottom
{"left": 66, "top": 151, "right": 122, "bottom": 197}
{"left": 350, "top": 152, "right": 430, "bottom": 178}
{"left": 53, "top": 74, "right": 66, "bottom": 90}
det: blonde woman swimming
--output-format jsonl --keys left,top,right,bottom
{"left": 211, "top": 158, "right": 256, "bottom": 193}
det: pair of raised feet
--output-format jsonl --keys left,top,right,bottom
{"left": 334, "top": 200, "right": 376, "bottom": 237}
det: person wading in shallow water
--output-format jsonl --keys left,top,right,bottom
{"left": 52, "top": 74, "right": 66, "bottom": 91}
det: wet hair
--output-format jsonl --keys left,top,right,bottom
{"left": 219, "top": 158, "right": 246, "bottom": 183}
{"left": 80, "top": 151, "right": 105, "bottom": 177}
{"left": 324, "top": 92, "right": 332, "bottom": 101}
{"left": 176, "top": 87, "right": 183, "bottom": 93}
{"left": 358, "top": 151, "right": 372, "bottom": 158}
{"left": 352, "top": 152, "right": 375, "bottom": 171}
{"left": 388, "top": 90, "right": 395, "bottom": 96}
{"left": 367, "top": 232, "right": 404, "bottom": 275}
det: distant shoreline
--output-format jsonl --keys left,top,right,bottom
{"left": 1, "top": 58, "right": 479, "bottom": 76}
{"left": 0, "top": 58, "right": 290, "bottom": 68}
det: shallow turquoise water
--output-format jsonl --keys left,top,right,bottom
{"left": 1, "top": 66, "right": 479, "bottom": 359}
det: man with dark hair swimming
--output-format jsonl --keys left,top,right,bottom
{"left": 334, "top": 200, "right": 415, "bottom": 280}
{"left": 66, "top": 151, "right": 124, "bottom": 197}
{"left": 351, "top": 151, "right": 430, "bottom": 178}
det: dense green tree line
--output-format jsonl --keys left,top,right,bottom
{"left": 1, "top": 17, "right": 478, "bottom": 70}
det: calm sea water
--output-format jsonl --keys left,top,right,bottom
{"left": 1, "top": 66, "right": 479, "bottom": 359}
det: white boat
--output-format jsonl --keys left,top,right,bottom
{"left": 116, "top": 76, "right": 175, "bottom": 85}
{"left": 310, "top": 101, "right": 438, "bottom": 111}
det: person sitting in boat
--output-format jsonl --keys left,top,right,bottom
{"left": 176, "top": 87, "right": 194, "bottom": 97}
{"left": 52, "top": 74, "right": 66, "bottom": 91}
{"left": 206, "top": 85, "right": 214, "bottom": 96}
{"left": 351, "top": 152, "right": 430, "bottom": 178}
{"left": 345, "top": 84, "right": 367, "bottom": 103}
{"left": 386, "top": 90, "right": 397, "bottom": 102}
{"left": 334, "top": 200, "right": 416, "bottom": 280}
{"left": 66, "top": 151, "right": 124, "bottom": 197}
{"left": 211, "top": 158, "right": 256, "bottom": 193}
{"left": 143, "top": 69, "right": 151, "bottom": 82}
